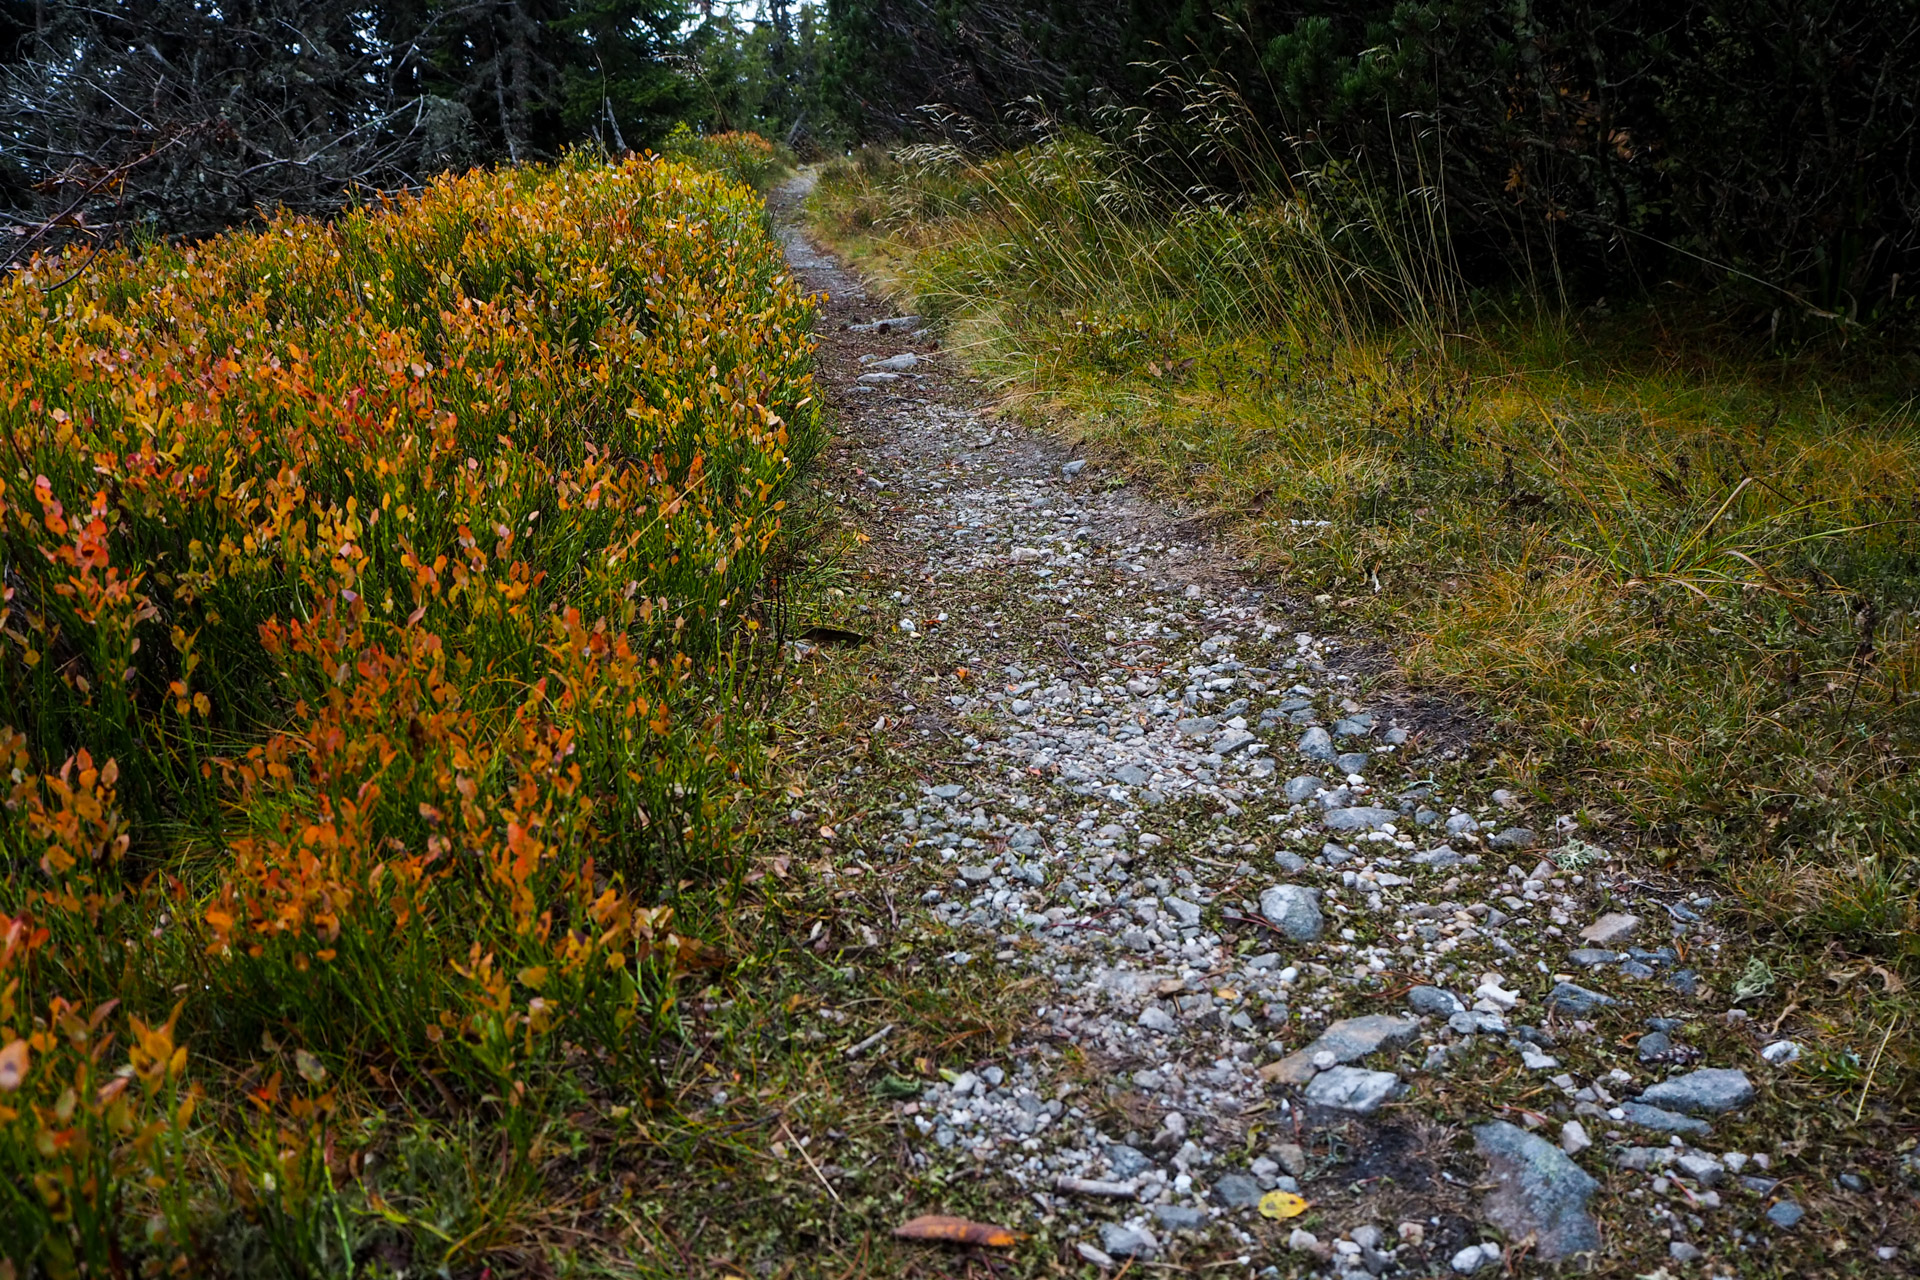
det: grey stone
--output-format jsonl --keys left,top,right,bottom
{"left": 1212, "top": 729, "right": 1258, "bottom": 755}
{"left": 1319, "top": 842, "right": 1353, "bottom": 867}
{"left": 1637, "top": 1031, "right": 1672, "bottom": 1061}
{"left": 930, "top": 783, "right": 964, "bottom": 799}
{"left": 1567, "top": 948, "right": 1619, "bottom": 967}
{"left": 1100, "top": 1223, "right": 1158, "bottom": 1259}
{"left": 1138, "top": 1006, "right": 1177, "bottom": 1034}
{"left": 1274, "top": 850, "right": 1309, "bottom": 874}
{"left": 1669, "top": 1241, "right": 1702, "bottom": 1263}
{"left": 1163, "top": 895, "right": 1203, "bottom": 927}
{"left": 1637, "top": 1068, "right": 1755, "bottom": 1116}
{"left": 1618, "top": 960, "right": 1657, "bottom": 980}
{"left": 1113, "top": 763, "right": 1152, "bottom": 787}
{"left": 1285, "top": 775, "right": 1326, "bottom": 803}
{"left": 1473, "top": 1120, "right": 1601, "bottom": 1261}
{"left": 1179, "top": 716, "right": 1219, "bottom": 738}
{"left": 1302, "top": 1066, "right": 1403, "bottom": 1114}
{"left": 1674, "top": 1154, "right": 1726, "bottom": 1187}
{"left": 848, "top": 314, "right": 922, "bottom": 332}
{"left": 1211, "top": 1173, "right": 1265, "bottom": 1209}
{"left": 1445, "top": 813, "right": 1480, "bottom": 837}
{"left": 1449, "top": 1010, "right": 1506, "bottom": 1035}
{"left": 1617, "top": 1102, "right": 1713, "bottom": 1136}
{"left": 1262, "top": 1015, "right": 1420, "bottom": 1084}
{"left": 1412, "top": 845, "right": 1463, "bottom": 868}
{"left": 1336, "top": 752, "right": 1371, "bottom": 775}
{"left": 1578, "top": 912, "right": 1642, "bottom": 946}
{"left": 1766, "top": 1201, "right": 1804, "bottom": 1229}
{"left": 1488, "top": 827, "right": 1538, "bottom": 850}
{"left": 1271, "top": 1142, "right": 1307, "bottom": 1176}
{"left": 1333, "top": 717, "right": 1371, "bottom": 738}
{"left": 1323, "top": 806, "right": 1398, "bottom": 832}
{"left": 1298, "top": 727, "right": 1336, "bottom": 761}
{"left": 868, "top": 352, "right": 922, "bottom": 371}
{"left": 960, "top": 864, "right": 996, "bottom": 883}
{"left": 1153, "top": 1205, "right": 1207, "bottom": 1231}
{"left": 1546, "top": 982, "right": 1615, "bottom": 1016}
{"left": 1408, "top": 985, "right": 1465, "bottom": 1017}
{"left": 1260, "top": 885, "right": 1324, "bottom": 941}
{"left": 1668, "top": 969, "right": 1702, "bottom": 997}
{"left": 1061, "top": 459, "right": 1087, "bottom": 477}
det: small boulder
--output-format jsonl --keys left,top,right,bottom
{"left": 1260, "top": 885, "right": 1324, "bottom": 942}
{"left": 1637, "top": 1067, "right": 1755, "bottom": 1116}
{"left": 1298, "top": 727, "right": 1336, "bottom": 761}
{"left": 1302, "top": 1067, "right": 1403, "bottom": 1114}
{"left": 1474, "top": 1120, "right": 1601, "bottom": 1260}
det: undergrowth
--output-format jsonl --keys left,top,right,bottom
{"left": 0, "top": 153, "right": 819, "bottom": 1275}
{"left": 807, "top": 139, "right": 1920, "bottom": 978}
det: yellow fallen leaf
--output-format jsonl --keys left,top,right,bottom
{"left": 1259, "top": 1190, "right": 1309, "bottom": 1220}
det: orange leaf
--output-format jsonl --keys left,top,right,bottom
{"left": 893, "top": 1215, "right": 1016, "bottom": 1248}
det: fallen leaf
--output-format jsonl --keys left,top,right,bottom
{"left": 0, "top": 1039, "right": 28, "bottom": 1091}
{"left": 293, "top": 1049, "right": 327, "bottom": 1085}
{"left": 894, "top": 1214, "right": 1016, "bottom": 1248}
{"left": 1259, "top": 1190, "right": 1309, "bottom": 1220}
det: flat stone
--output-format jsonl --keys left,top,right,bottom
{"left": 1100, "top": 1223, "right": 1158, "bottom": 1259}
{"left": 1332, "top": 717, "right": 1371, "bottom": 737}
{"left": 1178, "top": 716, "right": 1219, "bottom": 738}
{"left": 1617, "top": 1102, "right": 1712, "bottom": 1136}
{"left": 1162, "top": 895, "right": 1202, "bottom": 927}
{"left": 1302, "top": 1066, "right": 1402, "bottom": 1114}
{"left": 1284, "top": 775, "right": 1326, "bottom": 803}
{"left": 1578, "top": 912, "right": 1642, "bottom": 946}
{"left": 1107, "top": 1143, "right": 1154, "bottom": 1178}
{"left": 1261, "top": 1015, "right": 1419, "bottom": 1084}
{"left": 1546, "top": 982, "right": 1614, "bottom": 1016}
{"left": 868, "top": 352, "right": 921, "bottom": 371}
{"left": 1412, "top": 845, "right": 1463, "bottom": 867}
{"left": 1271, "top": 1142, "right": 1307, "bottom": 1176}
{"left": 1212, "top": 729, "right": 1257, "bottom": 755}
{"left": 1487, "top": 827, "right": 1537, "bottom": 850}
{"left": 1335, "top": 752, "right": 1371, "bottom": 774}
{"left": 1298, "top": 727, "right": 1336, "bottom": 761}
{"left": 930, "top": 783, "right": 964, "bottom": 799}
{"left": 1566, "top": 948, "right": 1618, "bottom": 967}
{"left": 1259, "top": 885, "right": 1324, "bottom": 942}
{"left": 1323, "top": 805, "right": 1398, "bottom": 832}
{"left": 1407, "top": 986, "right": 1465, "bottom": 1017}
{"left": 1210, "top": 1173, "right": 1265, "bottom": 1209}
{"left": 1153, "top": 1204, "right": 1207, "bottom": 1231}
{"left": 1113, "top": 763, "right": 1152, "bottom": 786}
{"left": 1138, "top": 1006, "right": 1177, "bottom": 1034}
{"left": 848, "top": 314, "right": 922, "bottom": 332}
{"left": 1674, "top": 1154, "right": 1726, "bottom": 1187}
{"left": 1474, "top": 1120, "right": 1601, "bottom": 1261}
{"left": 1637, "top": 1031, "right": 1672, "bottom": 1061}
{"left": 1061, "top": 458, "right": 1087, "bottom": 477}
{"left": 1637, "top": 1068, "right": 1755, "bottom": 1116}
{"left": 1274, "top": 850, "right": 1308, "bottom": 874}
{"left": 1766, "top": 1201, "right": 1805, "bottom": 1229}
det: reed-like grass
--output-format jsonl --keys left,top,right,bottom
{"left": 809, "top": 138, "right": 1920, "bottom": 981}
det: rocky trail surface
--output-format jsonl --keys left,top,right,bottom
{"left": 763, "top": 175, "right": 1897, "bottom": 1277}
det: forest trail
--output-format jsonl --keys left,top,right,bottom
{"left": 763, "top": 172, "right": 1816, "bottom": 1276}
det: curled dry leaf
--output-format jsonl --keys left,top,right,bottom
{"left": 894, "top": 1214, "right": 1016, "bottom": 1248}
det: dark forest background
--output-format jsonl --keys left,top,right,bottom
{"left": 3, "top": 0, "right": 1918, "bottom": 326}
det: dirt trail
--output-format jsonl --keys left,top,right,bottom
{"left": 764, "top": 172, "right": 1815, "bottom": 1277}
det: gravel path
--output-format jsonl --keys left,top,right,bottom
{"left": 770, "top": 175, "right": 1840, "bottom": 1276}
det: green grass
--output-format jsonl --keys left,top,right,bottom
{"left": 805, "top": 141, "right": 1920, "bottom": 1054}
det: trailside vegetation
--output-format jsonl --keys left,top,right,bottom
{"left": 0, "top": 153, "right": 819, "bottom": 1274}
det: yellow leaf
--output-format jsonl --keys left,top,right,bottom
{"left": 1259, "top": 1190, "right": 1309, "bottom": 1220}
{"left": 518, "top": 966, "right": 549, "bottom": 990}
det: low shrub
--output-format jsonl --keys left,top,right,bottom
{"left": 0, "top": 153, "right": 818, "bottom": 1272}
